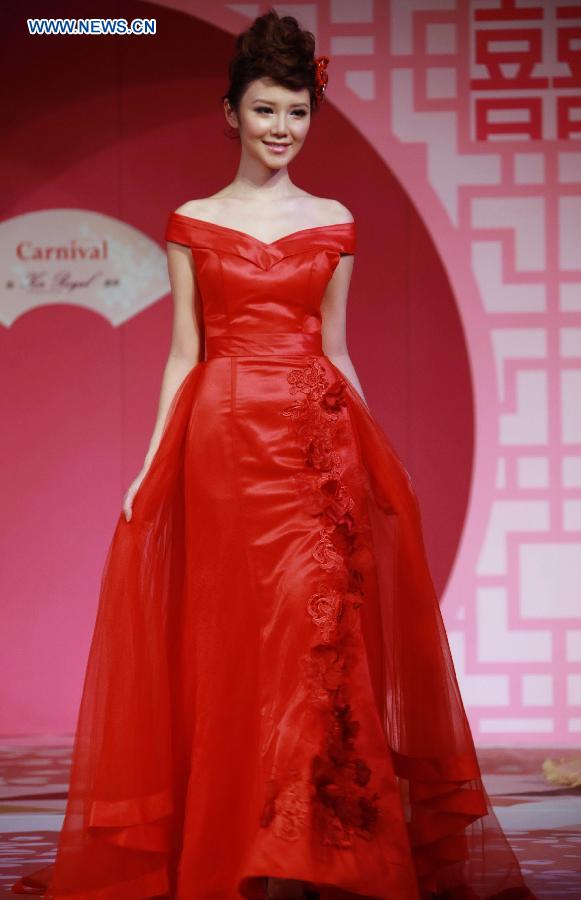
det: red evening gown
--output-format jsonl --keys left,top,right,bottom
{"left": 12, "top": 212, "right": 536, "bottom": 900}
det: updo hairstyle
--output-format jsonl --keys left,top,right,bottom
{"left": 221, "top": 7, "right": 325, "bottom": 134}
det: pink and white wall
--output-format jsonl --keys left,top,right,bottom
{"left": 1, "top": 0, "right": 580, "bottom": 747}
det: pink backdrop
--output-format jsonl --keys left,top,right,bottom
{"left": 2, "top": 0, "right": 579, "bottom": 747}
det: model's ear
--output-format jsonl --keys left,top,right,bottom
{"left": 223, "top": 98, "right": 238, "bottom": 128}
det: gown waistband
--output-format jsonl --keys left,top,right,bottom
{"left": 205, "top": 332, "right": 323, "bottom": 359}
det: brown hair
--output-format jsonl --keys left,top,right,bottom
{"left": 221, "top": 7, "right": 323, "bottom": 133}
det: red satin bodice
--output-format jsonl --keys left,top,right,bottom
{"left": 165, "top": 211, "right": 356, "bottom": 355}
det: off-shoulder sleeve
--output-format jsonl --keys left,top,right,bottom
{"left": 339, "top": 222, "right": 356, "bottom": 256}
{"left": 164, "top": 212, "right": 192, "bottom": 247}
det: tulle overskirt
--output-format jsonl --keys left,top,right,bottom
{"left": 12, "top": 348, "right": 535, "bottom": 900}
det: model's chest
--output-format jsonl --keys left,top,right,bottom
{"left": 192, "top": 246, "right": 344, "bottom": 298}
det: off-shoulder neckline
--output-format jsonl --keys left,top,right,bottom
{"left": 168, "top": 210, "right": 355, "bottom": 248}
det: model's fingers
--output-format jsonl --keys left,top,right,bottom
{"left": 122, "top": 490, "right": 133, "bottom": 522}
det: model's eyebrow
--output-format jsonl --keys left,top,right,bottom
{"left": 252, "top": 98, "right": 309, "bottom": 108}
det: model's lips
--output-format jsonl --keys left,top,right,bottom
{"left": 263, "top": 141, "right": 291, "bottom": 152}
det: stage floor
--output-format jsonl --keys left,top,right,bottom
{"left": 0, "top": 738, "right": 579, "bottom": 897}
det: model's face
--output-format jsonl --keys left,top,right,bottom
{"left": 225, "top": 78, "right": 311, "bottom": 167}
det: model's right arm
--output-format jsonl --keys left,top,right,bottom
{"left": 142, "top": 240, "right": 202, "bottom": 467}
{"left": 122, "top": 239, "right": 202, "bottom": 521}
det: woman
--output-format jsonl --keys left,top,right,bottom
{"left": 13, "top": 9, "right": 537, "bottom": 900}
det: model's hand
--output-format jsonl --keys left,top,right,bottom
{"left": 122, "top": 466, "right": 149, "bottom": 522}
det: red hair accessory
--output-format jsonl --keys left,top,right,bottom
{"left": 314, "top": 55, "right": 330, "bottom": 103}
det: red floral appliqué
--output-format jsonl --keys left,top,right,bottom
{"left": 259, "top": 356, "right": 382, "bottom": 848}
{"left": 260, "top": 773, "right": 312, "bottom": 842}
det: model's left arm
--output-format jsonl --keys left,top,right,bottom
{"left": 320, "top": 207, "right": 368, "bottom": 408}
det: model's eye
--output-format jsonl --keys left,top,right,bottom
{"left": 255, "top": 106, "right": 307, "bottom": 117}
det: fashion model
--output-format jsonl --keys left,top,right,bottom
{"left": 13, "top": 9, "right": 537, "bottom": 900}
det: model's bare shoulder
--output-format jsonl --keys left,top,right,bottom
{"left": 326, "top": 198, "right": 354, "bottom": 225}
{"left": 172, "top": 199, "right": 207, "bottom": 217}
{"left": 308, "top": 195, "right": 354, "bottom": 225}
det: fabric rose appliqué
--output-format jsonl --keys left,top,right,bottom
{"left": 259, "top": 356, "right": 383, "bottom": 850}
